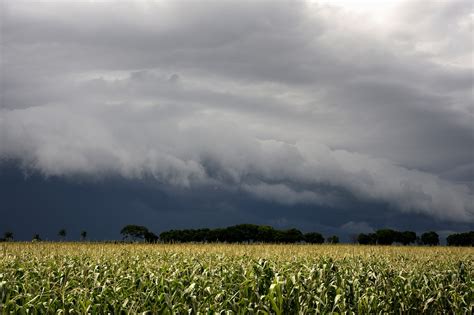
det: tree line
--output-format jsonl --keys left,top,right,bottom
{"left": 118, "top": 224, "right": 337, "bottom": 244}
{"left": 446, "top": 231, "right": 474, "bottom": 246}
{"left": 157, "top": 224, "right": 339, "bottom": 244}
{"left": 1, "top": 225, "right": 473, "bottom": 246}
{"left": 357, "top": 230, "right": 473, "bottom": 246}
{"left": 122, "top": 224, "right": 473, "bottom": 246}
{"left": 357, "top": 229, "right": 440, "bottom": 246}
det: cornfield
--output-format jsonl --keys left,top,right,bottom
{"left": 0, "top": 243, "right": 472, "bottom": 314}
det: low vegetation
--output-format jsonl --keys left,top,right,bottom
{"left": 1, "top": 243, "right": 472, "bottom": 313}
{"left": 2, "top": 225, "right": 473, "bottom": 246}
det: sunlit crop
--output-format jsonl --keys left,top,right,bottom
{"left": 0, "top": 243, "right": 472, "bottom": 313}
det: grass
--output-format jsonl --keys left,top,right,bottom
{"left": 0, "top": 243, "right": 473, "bottom": 314}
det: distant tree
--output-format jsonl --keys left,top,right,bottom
{"left": 446, "top": 234, "right": 456, "bottom": 246}
{"left": 304, "top": 232, "right": 324, "bottom": 244}
{"left": 160, "top": 229, "right": 181, "bottom": 243}
{"left": 327, "top": 235, "right": 339, "bottom": 244}
{"left": 58, "top": 229, "right": 67, "bottom": 241}
{"left": 120, "top": 225, "right": 149, "bottom": 241}
{"left": 80, "top": 230, "right": 87, "bottom": 241}
{"left": 32, "top": 234, "right": 41, "bottom": 242}
{"left": 375, "top": 229, "right": 397, "bottom": 245}
{"left": 398, "top": 231, "right": 417, "bottom": 245}
{"left": 4, "top": 231, "right": 13, "bottom": 241}
{"left": 447, "top": 231, "right": 474, "bottom": 246}
{"left": 357, "top": 233, "right": 369, "bottom": 245}
{"left": 279, "top": 228, "right": 304, "bottom": 243}
{"left": 144, "top": 231, "right": 159, "bottom": 243}
{"left": 357, "top": 233, "right": 377, "bottom": 245}
{"left": 421, "top": 231, "right": 439, "bottom": 246}
{"left": 256, "top": 225, "right": 276, "bottom": 242}
{"left": 369, "top": 233, "right": 377, "bottom": 244}
{"left": 225, "top": 224, "right": 258, "bottom": 242}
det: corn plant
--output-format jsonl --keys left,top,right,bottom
{"left": 0, "top": 243, "right": 472, "bottom": 314}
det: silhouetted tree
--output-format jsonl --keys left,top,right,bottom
{"left": 357, "top": 233, "right": 376, "bottom": 245}
{"left": 4, "top": 231, "right": 13, "bottom": 241}
{"left": 32, "top": 234, "right": 41, "bottom": 241}
{"left": 144, "top": 231, "right": 159, "bottom": 243}
{"left": 304, "top": 232, "right": 324, "bottom": 244}
{"left": 160, "top": 229, "right": 179, "bottom": 242}
{"left": 279, "top": 228, "right": 304, "bottom": 243}
{"left": 447, "top": 231, "right": 474, "bottom": 246}
{"left": 80, "top": 230, "right": 87, "bottom": 241}
{"left": 421, "top": 231, "right": 439, "bottom": 246}
{"left": 327, "top": 235, "right": 339, "bottom": 244}
{"left": 375, "top": 229, "right": 398, "bottom": 245}
{"left": 58, "top": 229, "right": 67, "bottom": 241}
{"left": 357, "top": 233, "right": 369, "bottom": 245}
{"left": 256, "top": 225, "right": 276, "bottom": 242}
{"left": 120, "top": 225, "right": 149, "bottom": 241}
{"left": 398, "top": 231, "right": 417, "bottom": 245}
{"left": 225, "top": 224, "right": 260, "bottom": 242}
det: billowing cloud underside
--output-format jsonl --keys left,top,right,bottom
{"left": 1, "top": 0, "right": 473, "bottom": 222}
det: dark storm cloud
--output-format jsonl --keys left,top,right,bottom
{"left": 1, "top": 0, "right": 473, "bottom": 225}
{"left": 1, "top": 164, "right": 471, "bottom": 242}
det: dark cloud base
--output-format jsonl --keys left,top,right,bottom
{"left": 1, "top": 162, "right": 471, "bottom": 243}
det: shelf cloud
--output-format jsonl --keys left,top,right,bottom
{"left": 1, "top": 0, "right": 473, "bottom": 224}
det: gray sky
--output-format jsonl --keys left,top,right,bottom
{"left": 0, "top": 0, "right": 473, "bottom": 239}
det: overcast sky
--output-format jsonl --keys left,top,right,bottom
{"left": 1, "top": 0, "right": 473, "bottom": 240}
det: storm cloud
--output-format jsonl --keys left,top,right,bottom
{"left": 1, "top": 0, "right": 473, "bottom": 228}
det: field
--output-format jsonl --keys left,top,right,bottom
{"left": 0, "top": 243, "right": 472, "bottom": 314}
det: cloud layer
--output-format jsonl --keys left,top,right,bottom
{"left": 1, "top": 0, "right": 473, "bottom": 222}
